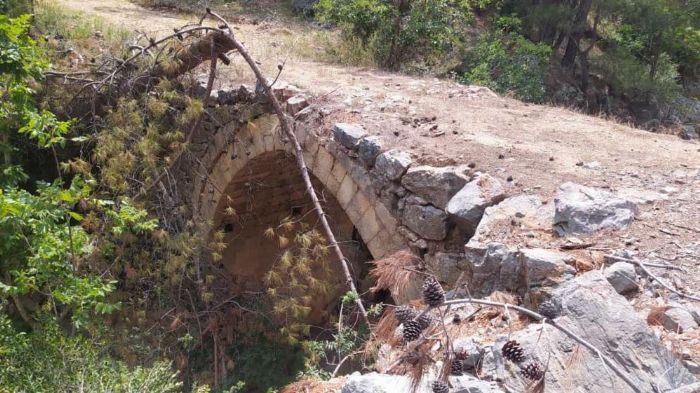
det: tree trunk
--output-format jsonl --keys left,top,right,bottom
{"left": 561, "top": 0, "right": 592, "bottom": 69}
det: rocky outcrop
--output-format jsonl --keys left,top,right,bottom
{"left": 481, "top": 272, "right": 695, "bottom": 392}
{"left": 553, "top": 182, "right": 638, "bottom": 236}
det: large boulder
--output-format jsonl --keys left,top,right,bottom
{"left": 446, "top": 173, "right": 505, "bottom": 233}
{"left": 401, "top": 166, "right": 469, "bottom": 209}
{"left": 481, "top": 271, "right": 695, "bottom": 392}
{"left": 373, "top": 149, "right": 412, "bottom": 181}
{"left": 554, "top": 182, "right": 638, "bottom": 236}
{"left": 402, "top": 204, "right": 448, "bottom": 241}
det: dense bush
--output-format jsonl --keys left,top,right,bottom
{"left": 459, "top": 19, "right": 552, "bottom": 103}
{"left": 0, "top": 314, "right": 182, "bottom": 393}
{"left": 316, "top": 0, "right": 473, "bottom": 70}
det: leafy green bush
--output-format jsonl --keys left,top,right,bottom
{"left": 592, "top": 46, "right": 680, "bottom": 103}
{"left": 0, "top": 313, "right": 182, "bottom": 393}
{"left": 316, "top": 0, "right": 473, "bottom": 70}
{"left": 459, "top": 21, "right": 552, "bottom": 103}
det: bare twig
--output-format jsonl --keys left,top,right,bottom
{"left": 604, "top": 254, "right": 685, "bottom": 272}
{"left": 202, "top": 9, "right": 372, "bottom": 328}
{"left": 605, "top": 255, "right": 700, "bottom": 302}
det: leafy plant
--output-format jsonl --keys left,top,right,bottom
{"left": 459, "top": 21, "right": 552, "bottom": 103}
{"left": 316, "top": 0, "right": 474, "bottom": 70}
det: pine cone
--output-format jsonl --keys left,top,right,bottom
{"left": 395, "top": 306, "right": 417, "bottom": 324}
{"left": 417, "top": 313, "right": 433, "bottom": 330}
{"left": 423, "top": 276, "right": 445, "bottom": 307}
{"left": 538, "top": 300, "right": 560, "bottom": 319}
{"left": 402, "top": 319, "right": 423, "bottom": 342}
{"left": 520, "top": 361, "right": 545, "bottom": 381}
{"left": 431, "top": 380, "right": 449, "bottom": 393}
{"left": 501, "top": 340, "right": 525, "bottom": 363}
{"left": 450, "top": 359, "right": 463, "bottom": 376}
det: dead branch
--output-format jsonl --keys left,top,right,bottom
{"left": 201, "top": 9, "right": 372, "bottom": 329}
{"left": 441, "top": 298, "right": 641, "bottom": 393}
{"left": 605, "top": 255, "right": 700, "bottom": 302}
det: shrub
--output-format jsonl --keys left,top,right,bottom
{"left": 592, "top": 46, "right": 680, "bottom": 103}
{"left": 316, "top": 0, "right": 473, "bottom": 70}
{"left": 459, "top": 24, "right": 552, "bottom": 103}
{"left": 0, "top": 313, "right": 182, "bottom": 393}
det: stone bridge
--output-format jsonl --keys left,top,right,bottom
{"left": 179, "top": 83, "right": 503, "bottom": 303}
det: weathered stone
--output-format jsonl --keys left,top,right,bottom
{"left": 333, "top": 123, "right": 367, "bottom": 150}
{"left": 373, "top": 149, "right": 412, "bottom": 181}
{"left": 286, "top": 94, "right": 309, "bottom": 115}
{"left": 617, "top": 188, "right": 669, "bottom": 205}
{"left": 453, "top": 338, "right": 485, "bottom": 370}
{"left": 481, "top": 272, "right": 695, "bottom": 392}
{"left": 520, "top": 248, "right": 576, "bottom": 287}
{"left": 340, "top": 372, "right": 504, "bottom": 393}
{"left": 402, "top": 204, "right": 448, "bottom": 240}
{"left": 425, "top": 252, "right": 466, "bottom": 285}
{"left": 470, "top": 195, "right": 554, "bottom": 244}
{"left": 661, "top": 307, "right": 698, "bottom": 333}
{"left": 357, "top": 136, "right": 383, "bottom": 168}
{"left": 463, "top": 242, "right": 519, "bottom": 293}
{"left": 554, "top": 182, "right": 638, "bottom": 236}
{"left": 446, "top": 173, "right": 505, "bottom": 232}
{"left": 401, "top": 166, "right": 469, "bottom": 209}
{"left": 341, "top": 372, "right": 410, "bottom": 393}
{"left": 604, "top": 262, "right": 638, "bottom": 294}
{"left": 464, "top": 243, "right": 574, "bottom": 293}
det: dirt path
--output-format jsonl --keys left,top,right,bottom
{"left": 55, "top": 0, "right": 699, "bottom": 283}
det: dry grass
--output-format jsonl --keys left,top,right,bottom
{"left": 370, "top": 250, "right": 423, "bottom": 302}
{"left": 281, "top": 377, "right": 346, "bottom": 393}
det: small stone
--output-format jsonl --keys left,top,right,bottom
{"left": 333, "top": 123, "right": 367, "bottom": 150}
{"left": 604, "top": 262, "right": 638, "bottom": 294}
{"left": 286, "top": 94, "right": 309, "bottom": 115}
{"left": 661, "top": 307, "right": 698, "bottom": 333}
{"left": 498, "top": 154, "right": 505, "bottom": 159}
{"left": 357, "top": 136, "right": 383, "bottom": 168}
{"left": 373, "top": 149, "right": 412, "bottom": 181}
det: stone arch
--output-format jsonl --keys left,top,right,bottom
{"left": 192, "top": 114, "right": 405, "bottom": 262}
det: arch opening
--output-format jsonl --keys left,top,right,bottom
{"left": 213, "top": 150, "right": 375, "bottom": 326}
